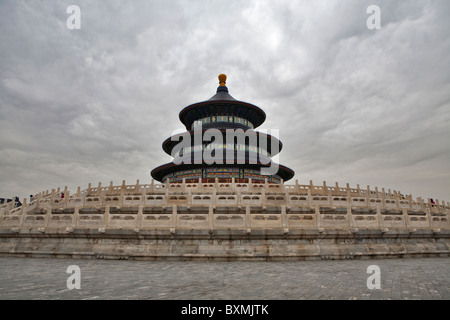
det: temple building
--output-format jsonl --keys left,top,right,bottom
{"left": 0, "top": 74, "right": 448, "bottom": 261}
{"left": 151, "top": 74, "right": 295, "bottom": 184}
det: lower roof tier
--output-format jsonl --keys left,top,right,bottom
{"left": 151, "top": 162, "right": 295, "bottom": 183}
{"left": 161, "top": 167, "right": 283, "bottom": 184}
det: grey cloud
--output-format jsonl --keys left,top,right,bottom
{"left": 0, "top": 0, "right": 449, "bottom": 203}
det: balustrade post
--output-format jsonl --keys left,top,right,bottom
{"left": 135, "top": 179, "right": 140, "bottom": 192}
{"left": 140, "top": 185, "right": 146, "bottom": 205}
{"left": 281, "top": 205, "right": 288, "bottom": 232}
{"left": 376, "top": 207, "right": 382, "bottom": 229}
{"left": 137, "top": 205, "right": 143, "bottom": 229}
{"left": 22, "top": 197, "right": 27, "bottom": 209}
{"left": 394, "top": 192, "right": 400, "bottom": 208}
{"left": 315, "top": 205, "right": 321, "bottom": 229}
{"left": 73, "top": 207, "right": 80, "bottom": 228}
{"left": 64, "top": 191, "right": 70, "bottom": 208}
{"left": 307, "top": 189, "right": 312, "bottom": 208}
{"left": 171, "top": 205, "right": 178, "bottom": 233}
{"left": 19, "top": 198, "right": 28, "bottom": 227}
{"left": 348, "top": 205, "right": 354, "bottom": 228}
{"left": 245, "top": 206, "right": 251, "bottom": 233}
{"left": 45, "top": 207, "right": 51, "bottom": 229}
{"left": 346, "top": 185, "right": 351, "bottom": 207}
{"left": 416, "top": 197, "right": 421, "bottom": 210}
{"left": 366, "top": 185, "right": 371, "bottom": 205}
{"left": 424, "top": 199, "right": 432, "bottom": 229}
{"left": 104, "top": 205, "right": 110, "bottom": 228}
{"left": 212, "top": 188, "right": 217, "bottom": 208}
{"left": 208, "top": 205, "right": 214, "bottom": 232}
{"left": 405, "top": 208, "right": 414, "bottom": 230}
{"left": 120, "top": 189, "right": 124, "bottom": 206}
{"left": 187, "top": 188, "right": 192, "bottom": 206}
{"left": 261, "top": 187, "right": 266, "bottom": 208}
{"left": 0, "top": 203, "right": 4, "bottom": 222}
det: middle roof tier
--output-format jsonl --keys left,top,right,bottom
{"left": 162, "top": 129, "right": 283, "bottom": 157}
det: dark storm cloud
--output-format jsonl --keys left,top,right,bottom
{"left": 0, "top": 0, "right": 449, "bottom": 202}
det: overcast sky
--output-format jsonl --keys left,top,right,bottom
{"left": 0, "top": 0, "right": 449, "bottom": 203}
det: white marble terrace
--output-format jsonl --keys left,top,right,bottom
{"left": 1, "top": 178, "right": 448, "bottom": 232}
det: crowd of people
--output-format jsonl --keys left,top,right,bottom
{"left": 0, "top": 196, "right": 22, "bottom": 208}
{"left": 1, "top": 193, "right": 66, "bottom": 208}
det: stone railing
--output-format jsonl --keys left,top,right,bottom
{"left": 1, "top": 179, "right": 448, "bottom": 232}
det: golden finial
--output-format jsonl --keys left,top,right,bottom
{"left": 218, "top": 74, "right": 227, "bottom": 86}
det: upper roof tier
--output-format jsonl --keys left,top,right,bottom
{"left": 179, "top": 75, "right": 266, "bottom": 130}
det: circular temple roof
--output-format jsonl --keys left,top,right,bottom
{"left": 179, "top": 77, "right": 266, "bottom": 130}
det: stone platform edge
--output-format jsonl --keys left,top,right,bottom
{"left": 0, "top": 228, "right": 449, "bottom": 261}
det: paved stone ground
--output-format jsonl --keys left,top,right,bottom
{"left": 0, "top": 257, "right": 448, "bottom": 300}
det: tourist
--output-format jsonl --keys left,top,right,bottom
{"left": 14, "top": 196, "right": 22, "bottom": 208}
